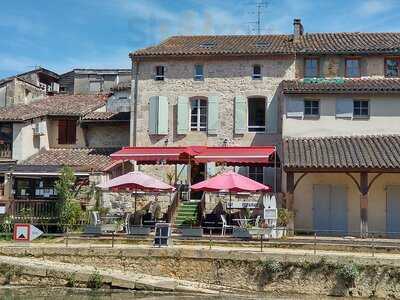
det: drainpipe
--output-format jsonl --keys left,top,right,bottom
{"left": 130, "top": 58, "right": 139, "bottom": 147}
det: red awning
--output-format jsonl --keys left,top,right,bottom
{"left": 110, "top": 146, "right": 205, "bottom": 164}
{"left": 194, "top": 146, "right": 276, "bottom": 165}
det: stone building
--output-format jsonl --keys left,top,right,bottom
{"left": 0, "top": 67, "right": 60, "bottom": 108}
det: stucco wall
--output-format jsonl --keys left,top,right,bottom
{"left": 283, "top": 94, "right": 400, "bottom": 137}
{"left": 291, "top": 172, "right": 400, "bottom": 235}
{"left": 86, "top": 124, "right": 130, "bottom": 148}
{"left": 295, "top": 55, "right": 385, "bottom": 79}
{"left": 135, "top": 56, "right": 295, "bottom": 148}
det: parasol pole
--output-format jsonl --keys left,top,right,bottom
{"left": 134, "top": 188, "right": 137, "bottom": 213}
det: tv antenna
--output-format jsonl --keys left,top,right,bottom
{"left": 248, "top": 0, "right": 268, "bottom": 35}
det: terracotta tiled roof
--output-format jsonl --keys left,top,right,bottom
{"left": 284, "top": 135, "right": 400, "bottom": 170}
{"left": 21, "top": 148, "right": 118, "bottom": 172}
{"left": 281, "top": 78, "right": 400, "bottom": 94}
{"left": 82, "top": 111, "right": 130, "bottom": 121}
{"left": 0, "top": 94, "right": 107, "bottom": 121}
{"left": 131, "top": 32, "right": 400, "bottom": 58}
{"left": 132, "top": 35, "right": 294, "bottom": 57}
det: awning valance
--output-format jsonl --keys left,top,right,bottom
{"left": 111, "top": 146, "right": 276, "bottom": 166}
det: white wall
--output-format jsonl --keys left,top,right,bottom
{"left": 283, "top": 95, "right": 400, "bottom": 137}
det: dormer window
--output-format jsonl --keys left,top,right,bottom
{"left": 252, "top": 65, "right": 262, "bottom": 80}
{"left": 200, "top": 42, "right": 216, "bottom": 49}
{"left": 345, "top": 58, "right": 360, "bottom": 78}
{"left": 155, "top": 66, "right": 165, "bottom": 81}
{"left": 385, "top": 58, "right": 400, "bottom": 77}
{"left": 254, "top": 41, "right": 271, "bottom": 48}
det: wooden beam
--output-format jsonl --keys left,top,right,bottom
{"left": 360, "top": 172, "right": 368, "bottom": 238}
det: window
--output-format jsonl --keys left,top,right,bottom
{"left": 385, "top": 58, "right": 400, "bottom": 77}
{"left": 155, "top": 66, "right": 165, "bottom": 81}
{"left": 353, "top": 100, "right": 369, "bottom": 117}
{"left": 58, "top": 119, "right": 77, "bottom": 144}
{"left": 304, "top": 58, "right": 319, "bottom": 77}
{"left": 345, "top": 58, "right": 360, "bottom": 78}
{"left": 304, "top": 100, "right": 320, "bottom": 116}
{"left": 252, "top": 65, "right": 262, "bottom": 80}
{"left": 194, "top": 64, "right": 204, "bottom": 81}
{"left": 190, "top": 98, "right": 207, "bottom": 131}
{"left": 249, "top": 166, "right": 263, "bottom": 183}
{"left": 248, "top": 98, "right": 266, "bottom": 132}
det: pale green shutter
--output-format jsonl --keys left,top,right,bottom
{"left": 157, "top": 96, "right": 169, "bottom": 135}
{"left": 235, "top": 96, "right": 247, "bottom": 134}
{"left": 148, "top": 96, "right": 158, "bottom": 134}
{"left": 207, "top": 95, "right": 219, "bottom": 134}
{"left": 206, "top": 162, "right": 216, "bottom": 178}
{"left": 177, "top": 96, "right": 189, "bottom": 134}
{"left": 266, "top": 97, "right": 277, "bottom": 134}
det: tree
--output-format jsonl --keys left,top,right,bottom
{"left": 55, "top": 166, "right": 82, "bottom": 232}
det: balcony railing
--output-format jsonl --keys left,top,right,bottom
{"left": 0, "top": 143, "right": 12, "bottom": 159}
{"left": 10, "top": 199, "right": 59, "bottom": 221}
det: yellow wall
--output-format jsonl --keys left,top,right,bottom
{"left": 290, "top": 172, "right": 400, "bottom": 235}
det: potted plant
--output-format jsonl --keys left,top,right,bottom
{"left": 128, "top": 209, "right": 151, "bottom": 236}
{"left": 274, "top": 208, "right": 294, "bottom": 238}
{"left": 181, "top": 217, "right": 203, "bottom": 237}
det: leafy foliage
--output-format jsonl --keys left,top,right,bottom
{"left": 87, "top": 270, "right": 102, "bottom": 289}
{"left": 337, "top": 263, "right": 359, "bottom": 287}
{"left": 277, "top": 208, "right": 294, "bottom": 227}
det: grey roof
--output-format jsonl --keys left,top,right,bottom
{"left": 284, "top": 135, "right": 400, "bottom": 170}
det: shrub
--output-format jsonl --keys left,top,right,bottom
{"left": 66, "top": 272, "right": 77, "bottom": 287}
{"left": 87, "top": 270, "right": 102, "bottom": 289}
{"left": 337, "top": 263, "right": 359, "bottom": 287}
{"left": 263, "top": 259, "right": 282, "bottom": 276}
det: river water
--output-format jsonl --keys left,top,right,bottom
{"left": 0, "top": 287, "right": 353, "bottom": 300}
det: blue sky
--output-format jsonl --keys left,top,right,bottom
{"left": 1, "top": 0, "right": 400, "bottom": 78}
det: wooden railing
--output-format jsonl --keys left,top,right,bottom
{"left": 10, "top": 199, "right": 59, "bottom": 221}
{"left": 0, "top": 143, "right": 12, "bottom": 159}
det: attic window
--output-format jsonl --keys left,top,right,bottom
{"left": 254, "top": 41, "right": 271, "bottom": 48}
{"left": 200, "top": 42, "right": 217, "bottom": 49}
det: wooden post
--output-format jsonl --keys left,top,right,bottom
{"left": 286, "top": 172, "right": 295, "bottom": 233}
{"left": 360, "top": 172, "right": 368, "bottom": 238}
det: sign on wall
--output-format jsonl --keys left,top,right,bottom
{"left": 13, "top": 224, "right": 43, "bottom": 242}
{"left": 226, "top": 201, "right": 258, "bottom": 209}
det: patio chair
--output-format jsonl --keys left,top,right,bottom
{"left": 254, "top": 215, "right": 261, "bottom": 227}
{"left": 221, "top": 215, "right": 235, "bottom": 236}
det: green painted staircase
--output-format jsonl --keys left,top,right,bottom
{"left": 174, "top": 201, "right": 199, "bottom": 227}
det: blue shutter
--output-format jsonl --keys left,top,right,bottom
{"left": 336, "top": 98, "right": 353, "bottom": 118}
{"left": 235, "top": 96, "right": 247, "bottom": 134}
{"left": 157, "top": 96, "right": 169, "bottom": 135}
{"left": 286, "top": 97, "right": 304, "bottom": 118}
{"left": 207, "top": 95, "right": 219, "bottom": 135}
{"left": 177, "top": 96, "right": 189, "bottom": 134}
{"left": 148, "top": 96, "right": 158, "bottom": 134}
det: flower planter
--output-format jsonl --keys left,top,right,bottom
{"left": 181, "top": 227, "right": 203, "bottom": 237}
{"left": 128, "top": 226, "right": 151, "bottom": 236}
{"left": 232, "top": 227, "right": 251, "bottom": 239}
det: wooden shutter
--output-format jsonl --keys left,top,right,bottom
{"left": 157, "top": 96, "right": 169, "bottom": 135}
{"left": 67, "top": 120, "right": 76, "bottom": 144}
{"left": 58, "top": 120, "right": 67, "bottom": 144}
{"left": 336, "top": 98, "right": 353, "bottom": 118}
{"left": 286, "top": 97, "right": 304, "bottom": 118}
{"left": 207, "top": 95, "right": 219, "bottom": 135}
{"left": 177, "top": 96, "right": 189, "bottom": 135}
{"left": 234, "top": 96, "right": 247, "bottom": 134}
{"left": 148, "top": 96, "right": 158, "bottom": 134}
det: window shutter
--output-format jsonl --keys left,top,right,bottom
{"left": 336, "top": 98, "right": 353, "bottom": 118}
{"left": 148, "top": 96, "right": 159, "bottom": 134}
{"left": 206, "top": 162, "right": 216, "bottom": 178}
{"left": 58, "top": 120, "right": 67, "bottom": 144}
{"left": 67, "top": 120, "right": 76, "bottom": 144}
{"left": 286, "top": 98, "right": 304, "bottom": 118}
{"left": 157, "top": 96, "right": 169, "bottom": 135}
{"left": 266, "top": 98, "right": 277, "bottom": 134}
{"left": 236, "top": 166, "right": 249, "bottom": 176}
{"left": 177, "top": 96, "right": 189, "bottom": 135}
{"left": 207, "top": 95, "right": 219, "bottom": 135}
{"left": 0, "top": 86, "right": 6, "bottom": 107}
{"left": 234, "top": 96, "right": 247, "bottom": 134}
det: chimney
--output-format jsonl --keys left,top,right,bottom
{"left": 293, "top": 19, "right": 304, "bottom": 37}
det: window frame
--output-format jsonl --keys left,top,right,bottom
{"left": 385, "top": 57, "right": 400, "bottom": 78}
{"left": 194, "top": 64, "right": 204, "bottom": 81}
{"left": 247, "top": 97, "right": 266, "bottom": 133}
{"left": 353, "top": 99, "right": 370, "bottom": 118}
{"left": 190, "top": 98, "right": 208, "bottom": 132}
{"left": 252, "top": 64, "right": 262, "bottom": 80}
{"left": 248, "top": 166, "right": 264, "bottom": 184}
{"left": 304, "top": 57, "right": 320, "bottom": 78}
{"left": 345, "top": 57, "right": 361, "bottom": 78}
{"left": 155, "top": 65, "right": 165, "bottom": 81}
{"left": 303, "top": 99, "right": 320, "bottom": 117}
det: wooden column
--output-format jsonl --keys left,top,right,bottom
{"left": 360, "top": 172, "right": 368, "bottom": 238}
{"left": 286, "top": 172, "right": 295, "bottom": 233}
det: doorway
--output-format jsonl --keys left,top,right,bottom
{"left": 190, "top": 163, "right": 205, "bottom": 200}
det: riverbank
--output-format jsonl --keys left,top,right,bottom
{"left": 1, "top": 243, "right": 400, "bottom": 298}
